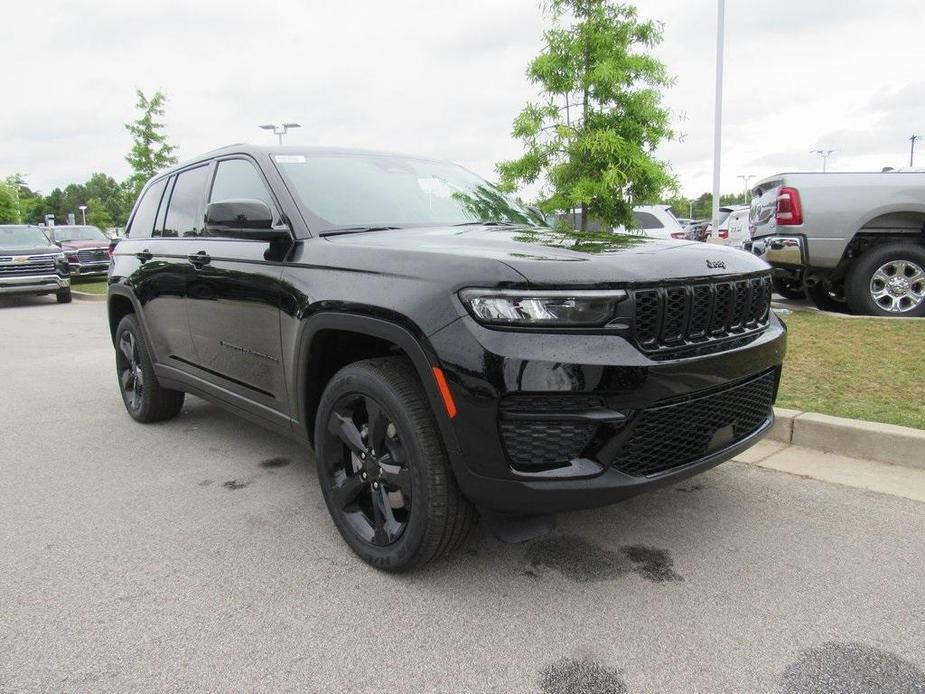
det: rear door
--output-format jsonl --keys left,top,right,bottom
{"left": 184, "top": 156, "right": 289, "bottom": 416}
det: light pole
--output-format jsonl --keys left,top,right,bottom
{"left": 737, "top": 174, "right": 755, "bottom": 201}
{"left": 78, "top": 205, "right": 87, "bottom": 225}
{"left": 711, "top": 0, "right": 725, "bottom": 231}
{"left": 910, "top": 135, "right": 922, "bottom": 167}
{"left": 812, "top": 149, "right": 836, "bottom": 172}
{"left": 259, "top": 122, "right": 301, "bottom": 145}
{"left": 688, "top": 200, "right": 694, "bottom": 219}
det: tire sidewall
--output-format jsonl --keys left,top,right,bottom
{"left": 115, "top": 314, "right": 158, "bottom": 421}
{"left": 314, "top": 365, "right": 436, "bottom": 571}
{"left": 846, "top": 244, "right": 925, "bottom": 317}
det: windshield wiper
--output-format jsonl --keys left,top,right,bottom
{"left": 452, "top": 220, "right": 519, "bottom": 227}
{"left": 320, "top": 225, "right": 403, "bottom": 236}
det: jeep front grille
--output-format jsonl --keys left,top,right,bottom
{"left": 632, "top": 274, "right": 772, "bottom": 355}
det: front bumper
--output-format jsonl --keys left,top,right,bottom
{"left": 430, "top": 314, "right": 787, "bottom": 514}
{"left": 68, "top": 261, "right": 110, "bottom": 276}
{"left": 0, "top": 274, "right": 70, "bottom": 295}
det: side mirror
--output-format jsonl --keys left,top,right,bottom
{"left": 205, "top": 199, "right": 289, "bottom": 241}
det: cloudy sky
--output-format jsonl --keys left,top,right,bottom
{"left": 2, "top": 0, "right": 924, "bottom": 200}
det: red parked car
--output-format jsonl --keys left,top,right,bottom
{"left": 44, "top": 225, "right": 112, "bottom": 277}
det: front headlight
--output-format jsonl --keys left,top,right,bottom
{"left": 459, "top": 288, "right": 626, "bottom": 327}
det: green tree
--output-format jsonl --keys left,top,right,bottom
{"left": 124, "top": 89, "right": 177, "bottom": 197}
{"left": 497, "top": 0, "right": 675, "bottom": 231}
{"left": 85, "top": 172, "right": 129, "bottom": 225}
{"left": 85, "top": 196, "right": 114, "bottom": 229}
{"left": 0, "top": 182, "right": 18, "bottom": 223}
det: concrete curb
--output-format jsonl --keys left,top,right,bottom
{"left": 772, "top": 407, "right": 924, "bottom": 470}
{"left": 71, "top": 291, "right": 106, "bottom": 302}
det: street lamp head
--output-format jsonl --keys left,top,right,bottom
{"left": 282, "top": 123, "right": 301, "bottom": 130}
{"left": 258, "top": 124, "right": 276, "bottom": 131}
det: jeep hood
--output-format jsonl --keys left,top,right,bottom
{"left": 325, "top": 224, "right": 770, "bottom": 284}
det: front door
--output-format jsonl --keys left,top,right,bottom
{"left": 184, "top": 157, "right": 288, "bottom": 414}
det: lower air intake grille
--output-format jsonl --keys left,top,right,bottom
{"left": 500, "top": 420, "right": 597, "bottom": 467}
{"left": 610, "top": 369, "right": 776, "bottom": 477}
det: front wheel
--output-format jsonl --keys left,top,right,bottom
{"left": 314, "top": 357, "right": 475, "bottom": 571}
{"left": 56, "top": 288, "right": 72, "bottom": 304}
{"left": 115, "top": 314, "right": 185, "bottom": 422}
{"left": 845, "top": 244, "right": 925, "bottom": 317}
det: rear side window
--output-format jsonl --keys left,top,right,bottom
{"left": 633, "top": 211, "right": 664, "bottom": 229}
{"left": 127, "top": 178, "right": 167, "bottom": 238}
{"left": 210, "top": 159, "right": 275, "bottom": 211}
{"left": 161, "top": 165, "right": 210, "bottom": 237}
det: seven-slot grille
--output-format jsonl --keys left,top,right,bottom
{"left": 76, "top": 248, "right": 109, "bottom": 263}
{"left": 632, "top": 274, "right": 772, "bottom": 353}
{"left": 0, "top": 255, "right": 57, "bottom": 276}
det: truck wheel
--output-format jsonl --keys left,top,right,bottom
{"left": 772, "top": 277, "right": 805, "bottom": 301}
{"left": 806, "top": 282, "right": 849, "bottom": 313}
{"left": 845, "top": 244, "right": 925, "bottom": 317}
{"left": 56, "top": 288, "right": 72, "bottom": 304}
{"left": 115, "top": 314, "right": 185, "bottom": 422}
{"left": 314, "top": 357, "right": 475, "bottom": 572}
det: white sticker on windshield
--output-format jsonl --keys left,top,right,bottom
{"left": 417, "top": 177, "right": 452, "bottom": 198}
{"left": 274, "top": 155, "right": 306, "bottom": 163}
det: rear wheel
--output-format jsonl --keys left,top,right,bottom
{"left": 56, "top": 288, "right": 72, "bottom": 304}
{"left": 845, "top": 244, "right": 925, "bottom": 317}
{"left": 806, "top": 281, "right": 849, "bottom": 313}
{"left": 314, "top": 357, "right": 475, "bottom": 571}
{"left": 115, "top": 314, "right": 185, "bottom": 422}
{"left": 772, "top": 276, "right": 805, "bottom": 301}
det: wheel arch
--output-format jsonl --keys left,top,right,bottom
{"left": 293, "top": 312, "right": 462, "bottom": 455}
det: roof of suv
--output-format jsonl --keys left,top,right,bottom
{"left": 165, "top": 144, "right": 437, "bottom": 176}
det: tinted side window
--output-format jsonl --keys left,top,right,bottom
{"left": 210, "top": 159, "right": 274, "bottom": 210}
{"left": 633, "top": 211, "right": 664, "bottom": 229}
{"left": 161, "top": 165, "right": 210, "bottom": 238}
{"left": 127, "top": 178, "right": 167, "bottom": 238}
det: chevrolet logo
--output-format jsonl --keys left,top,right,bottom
{"left": 13, "top": 256, "right": 28, "bottom": 264}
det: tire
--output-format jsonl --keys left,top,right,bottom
{"left": 56, "top": 288, "right": 72, "bottom": 304}
{"left": 772, "top": 276, "right": 805, "bottom": 301}
{"left": 845, "top": 243, "right": 925, "bottom": 317}
{"left": 313, "top": 357, "right": 475, "bottom": 571}
{"left": 115, "top": 314, "right": 185, "bottom": 423}
{"left": 806, "top": 281, "right": 850, "bottom": 313}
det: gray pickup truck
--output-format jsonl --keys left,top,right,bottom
{"left": 749, "top": 171, "right": 925, "bottom": 316}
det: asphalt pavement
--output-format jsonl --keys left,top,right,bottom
{"left": 1, "top": 295, "right": 923, "bottom": 693}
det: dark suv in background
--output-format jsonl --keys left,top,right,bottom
{"left": 0, "top": 225, "right": 72, "bottom": 303}
{"left": 108, "top": 145, "right": 786, "bottom": 570}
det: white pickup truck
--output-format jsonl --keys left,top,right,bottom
{"left": 749, "top": 170, "right": 925, "bottom": 316}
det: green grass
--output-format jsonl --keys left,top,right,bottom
{"left": 71, "top": 279, "right": 107, "bottom": 294}
{"left": 777, "top": 310, "right": 925, "bottom": 430}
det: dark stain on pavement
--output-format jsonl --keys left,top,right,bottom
{"left": 622, "top": 544, "right": 683, "bottom": 583}
{"left": 259, "top": 456, "right": 291, "bottom": 469}
{"left": 526, "top": 535, "right": 629, "bottom": 582}
{"left": 782, "top": 642, "right": 925, "bottom": 694}
{"left": 222, "top": 479, "right": 249, "bottom": 490}
{"left": 197, "top": 480, "right": 214, "bottom": 487}
{"left": 526, "top": 535, "right": 683, "bottom": 583}
{"left": 540, "top": 658, "right": 627, "bottom": 694}
{"left": 676, "top": 483, "right": 706, "bottom": 493}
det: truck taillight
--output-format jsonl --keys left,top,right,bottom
{"left": 718, "top": 228, "right": 729, "bottom": 239}
{"left": 776, "top": 187, "right": 803, "bottom": 225}
{"left": 670, "top": 231, "right": 686, "bottom": 239}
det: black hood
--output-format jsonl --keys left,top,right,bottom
{"left": 0, "top": 245, "right": 60, "bottom": 256}
{"left": 325, "top": 224, "right": 770, "bottom": 286}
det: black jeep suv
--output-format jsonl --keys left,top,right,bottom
{"left": 108, "top": 145, "right": 786, "bottom": 570}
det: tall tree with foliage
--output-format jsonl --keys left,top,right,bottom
{"left": 124, "top": 89, "right": 177, "bottom": 197}
{"left": 498, "top": 0, "right": 675, "bottom": 231}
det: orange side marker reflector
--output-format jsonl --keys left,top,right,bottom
{"left": 432, "top": 367, "right": 457, "bottom": 419}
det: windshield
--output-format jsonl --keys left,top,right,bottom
{"left": 0, "top": 226, "right": 51, "bottom": 249}
{"left": 53, "top": 226, "right": 107, "bottom": 242}
{"left": 275, "top": 153, "right": 542, "bottom": 232}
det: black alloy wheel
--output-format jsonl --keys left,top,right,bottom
{"left": 323, "top": 393, "right": 412, "bottom": 546}
{"left": 114, "top": 314, "right": 185, "bottom": 423}
{"left": 314, "top": 357, "right": 475, "bottom": 571}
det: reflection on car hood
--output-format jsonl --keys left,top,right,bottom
{"left": 325, "top": 224, "right": 771, "bottom": 284}
{"left": 0, "top": 245, "right": 60, "bottom": 256}
{"left": 59, "top": 241, "right": 109, "bottom": 250}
